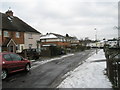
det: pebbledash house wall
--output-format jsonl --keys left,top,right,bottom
{"left": 24, "top": 32, "right": 40, "bottom": 49}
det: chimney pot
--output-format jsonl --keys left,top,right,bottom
{"left": 5, "top": 10, "right": 13, "bottom": 16}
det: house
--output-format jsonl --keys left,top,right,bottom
{"left": 40, "top": 33, "right": 80, "bottom": 48}
{"left": 87, "top": 41, "right": 105, "bottom": 48}
{"left": 40, "top": 33, "right": 70, "bottom": 48}
{"left": 39, "top": 33, "right": 71, "bottom": 56}
{"left": 39, "top": 33, "right": 80, "bottom": 56}
{"left": 65, "top": 34, "right": 79, "bottom": 47}
{"left": 0, "top": 10, "right": 41, "bottom": 53}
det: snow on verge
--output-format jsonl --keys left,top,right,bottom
{"left": 58, "top": 49, "right": 112, "bottom": 88}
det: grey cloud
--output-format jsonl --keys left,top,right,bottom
{"left": 1, "top": 0, "right": 118, "bottom": 40}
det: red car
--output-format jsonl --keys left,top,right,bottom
{"left": 1, "top": 52, "right": 31, "bottom": 80}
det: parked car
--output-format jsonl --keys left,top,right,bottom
{"left": 20, "top": 48, "right": 40, "bottom": 60}
{"left": 1, "top": 52, "right": 31, "bottom": 80}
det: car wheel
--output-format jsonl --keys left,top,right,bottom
{"left": 1, "top": 70, "right": 7, "bottom": 80}
{"left": 25, "top": 64, "right": 30, "bottom": 71}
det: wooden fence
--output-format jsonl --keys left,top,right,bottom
{"left": 105, "top": 48, "right": 120, "bottom": 89}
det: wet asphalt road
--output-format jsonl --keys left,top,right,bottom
{"left": 2, "top": 49, "right": 95, "bottom": 88}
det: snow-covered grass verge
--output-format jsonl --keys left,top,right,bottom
{"left": 31, "top": 53, "right": 74, "bottom": 69}
{"left": 58, "top": 49, "right": 112, "bottom": 88}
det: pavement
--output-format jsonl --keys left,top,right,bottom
{"left": 58, "top": 49, "right": 112, "bottom": 88}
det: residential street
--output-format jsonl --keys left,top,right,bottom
{"left": 2, "top": 49, "right": 95, "bottom": 88}
{"left": 1, "top": 1, "right": 119, "bottom": 89}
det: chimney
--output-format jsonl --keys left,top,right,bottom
{"left": 5, "top": 10, "right": 13, "bottom": 16}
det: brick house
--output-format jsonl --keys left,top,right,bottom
{"left": 40, "top": 33, "right": 70, "bottom": 48}
{"left": 66, "top": 35, "right": 80, "bottom": 47}
{"left": 40, "top": 33, "right": 80, "bottom": 48}
{"left": 0, "top": 10, "right": 41, "bottom": 53}
{"left": 39, "top": 33, "right": 80, "bottom": 56}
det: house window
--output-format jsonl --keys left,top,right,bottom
{"left": 16, "top": 32, "right": 20, "bottom": 38}
{"left": 29, "top": 44, "right": 32, "bottom": 49}
{"left": 4, "top": 31, "right": 9, "bottom": 37}
{"left": 29, "top": 33, "right": 33, "bottom": 39}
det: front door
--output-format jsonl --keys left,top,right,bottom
{"left": 9, "top": 53, "right": 25, "bottom": 70}
{"left": 7, "top": 39, "right": 16, "bottom": 53}
{"left": 8, "top": 45, "right": 15, "bottom": 52}
{"left": 10, "top": 46, "right": 14, "bottom": 52}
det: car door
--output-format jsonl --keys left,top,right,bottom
{"left": 3, "top": 54, "right": 16, "bottom": 72}
{"left": 9, "top": 53, "right": 25, "bottom": 71}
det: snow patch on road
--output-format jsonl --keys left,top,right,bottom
{"left": 58, "top": 49, "right": 112, "bottom": 88}
{"left": 31, "top": 54, "right": 74, "bottom": 69}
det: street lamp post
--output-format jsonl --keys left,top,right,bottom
{"left": 118, "top": 27, "right": 120, "bottom": 47}
{"left": 94, "top": 28, "right": 97, "bottom": 45}
{"left": 94, "top": 28, "right": 97, "bottom": 41}
{"left": 94, "top": 28, "right": 98, "bottom": 53}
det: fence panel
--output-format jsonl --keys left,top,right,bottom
{"left": 105, "top": 48, "right": 120, "bottom": 89}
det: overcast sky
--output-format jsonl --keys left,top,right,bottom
{"left": 0, "top": 0, "right": 119, "bottom": 40}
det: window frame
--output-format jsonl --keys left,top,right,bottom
{"left": 4, "top": 31, "right": 9, "bottom": 37}
{"left": 28, "top": 33, "right": 33, "bottom": 39}
{"left": 0, "top": 30, "right": 1, "bottom": 36}
{"left": 16, "top": 32, "right": 20, "bottom": 38}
